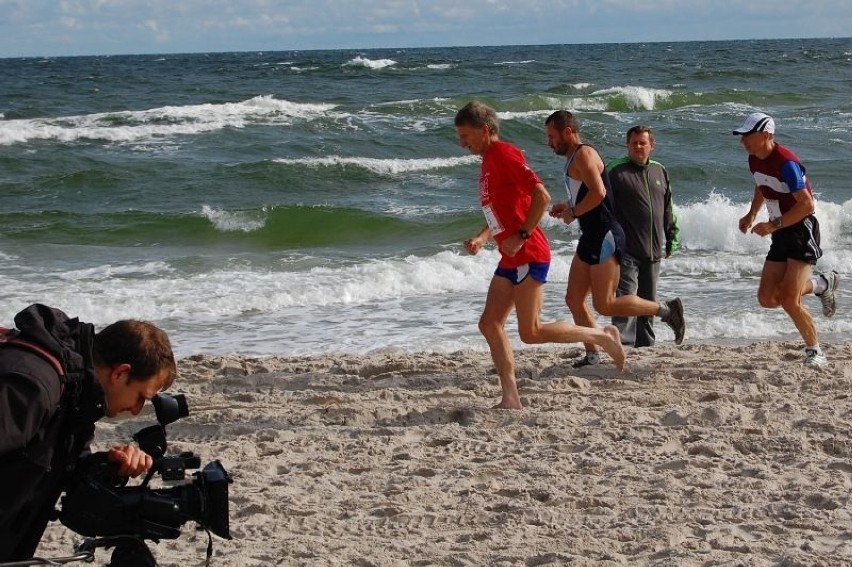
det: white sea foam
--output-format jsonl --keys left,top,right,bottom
{"left": 382, "top": 205, "right": 464, "bottom": 218}
{"left": 372, "top": 97, "right": 451, "bottom": 107}
{"left": 676, "top": 191, "right": 769, "bottom": 254}
{"left": 501, "top": 85, "right": 669, "bottom": 116}
{"left": 344, "top": 56, "right": 397, "bottom": 70}
{"left": 56, "top": 261, "right": 173, "bottom": 281}
{"left": 677, "top": 192, "right": 849, "bottom": 253}
{"left": 590, "top": 86, "right": 674, "bottom": 110}
{"left": 0, "top": 95, "right": 337, "bottom": 146}
{"left": 200, "top": 205, "right": 267, "bottom": 232}
{"left": 426, "top": 64, "right": 454, "bottom": 70}
{"left": 540, "top": 95, "right": 609, "bottom": 113}
{"left": 3, "top": 239, "right": 848, "bottom": 357}
{"left": 0, "top": 250, "right": 492, "bottom": 326}
{"left": 495, "top": 60, "right": 536, "bottom": 65}
{"left": 273, "top": 155, "right": 479, "bottom": 175}
{"left": 496, "top": 109, "right": 555, "bottom": 121}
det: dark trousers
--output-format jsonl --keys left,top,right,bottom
{"left": 612, "top": 253, "right": 661, "bottom": 347}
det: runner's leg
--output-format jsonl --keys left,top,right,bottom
{"left": 479, "top": 275, "right": 521, "bottom": 409}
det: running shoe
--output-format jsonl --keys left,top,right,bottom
{"left": 661, "top": 297, "right": 685, "bottom": 345}
{"left": 817, "top": 270, "right": 840, "bottom": 318}
{"left": 572, "top": 353, "right": 600, "bottom": 368}
{"left": 804, "top": 349, "right": 827, "bottom": 368}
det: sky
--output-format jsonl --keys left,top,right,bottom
{"left": 0, "top": 0, "right": 851, "bottom": 58}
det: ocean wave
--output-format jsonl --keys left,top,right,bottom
{"left": 536, "top": 87, "right": 758, "bottom": 113}
{"left": 201, "top": 205, "right": 267, "bottom": 232}
{"left": 2, "top": 193, "right": 847, "bottom": 256}
{"left": 57, "top": 261, "right": 174, "bottom": 281}
{"left": 272, "top": 155, "right": 479, "bottom": 175}
{"left": 590, "top": 86, "right": 674, "bottom": 111}
{"left": 498, "top": 88, "right": 682, "bottom": 115}
{"left": 681, "top": 193, "right": 850, "bottom": 258}
{"left": 3, "top": 241, "right": 847, "bottom": 357}
{"left": 0, "top": 249, "right": 495, "bottom": 318}
{"left": 344, "top": 56, "right": 397, "bottom": 70}
{"left": 0, "top": 205, "right": 480, "bottom": 250}
{"left": 372, "top": 97, "right": 452, "bottom": 107}
{"left": 0, "top": 95, "right": 337, "bottom": 146}
{"left": 497, "top": 109, "right": 556, "bottom": 121}
{"left": 0, "top": 86, "right": 783, "bottom": 148}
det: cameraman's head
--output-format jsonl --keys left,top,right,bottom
{"left": 92, "top": 320, "right": 177, "bottom": 417}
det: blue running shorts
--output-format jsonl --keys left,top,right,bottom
{"left": 494, "top": 262, "right": 549, "bottom": 285}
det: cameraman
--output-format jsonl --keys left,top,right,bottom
{"left": 0, "top": 304, "right": 177, "bottom": 561}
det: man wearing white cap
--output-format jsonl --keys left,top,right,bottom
{"left": 733, "top": 111, "right": 840, "bottom": 367}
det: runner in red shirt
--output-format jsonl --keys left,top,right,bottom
{"left": 455, "top": 101, "right": 625, "bottom": 410}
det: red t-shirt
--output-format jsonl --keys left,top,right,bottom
{"left": 479, "top": 141, "right": 551, "bottom": 268}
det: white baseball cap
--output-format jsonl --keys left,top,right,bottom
{"left": 732, "top": 112, "right": 775, "bottom": 135}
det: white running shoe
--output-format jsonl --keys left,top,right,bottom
{"left": 804, "top": 349, "right": 827, "bottom": 368}
{"left": 817, "top": 270, "right": 840, "bottom": 318}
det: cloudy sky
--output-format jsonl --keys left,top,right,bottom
{"left": 1, "top": 0, "right": 850, "bottom": 58}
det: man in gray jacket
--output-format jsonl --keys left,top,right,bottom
{"left": 607, "top": 125, "right": 680, "bottom": 347}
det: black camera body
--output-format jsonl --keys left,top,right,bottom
{"left": 57, "top": 393, "right": 232, "bottom": 566}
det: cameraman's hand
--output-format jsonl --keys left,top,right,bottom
{"left": 107, "top": 444, "right": 153, "bottom": 477}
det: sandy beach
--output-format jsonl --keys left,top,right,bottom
{"left": 35, "top": 341, "right": 852, "bottom": 566}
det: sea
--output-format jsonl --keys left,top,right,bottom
{"left": 1, "top": 39, "right": 850, "bottom": 358}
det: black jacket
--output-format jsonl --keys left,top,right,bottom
{"left": 607, "top": 156, "right": 680, "bottom": 262}
{"left": 0, "top": 304, "right": 106, "bottom": 561}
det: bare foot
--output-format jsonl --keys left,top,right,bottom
{"left": 492, "top": 395, "right": 523, "bottom": 410}
{"left": 601, "top": 325, "right": 626, "bottom": 371}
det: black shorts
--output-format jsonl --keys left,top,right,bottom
{"left": 576, "top": 227, "right": 624, "bottom": 265}
{"left": 766, "top": 215, "right": 822, "bottom": 265}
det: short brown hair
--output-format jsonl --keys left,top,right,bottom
{"left": 454, "top": 101, "right": 500, "bottom": 136}
{"left": 545, "top": 110, "right": 580, "bottom": 133}
{"left": 93, "top": 320, "right": 177, "bottom": 388}
{"left": 626, "top": 124, "right": 655, "bottom": 143}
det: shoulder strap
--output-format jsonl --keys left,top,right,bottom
{"left": 0, "top": 326, "right": 67, "bottom": 379}
{"left": 566, "top": 144, "right": 584, "bottom": 169}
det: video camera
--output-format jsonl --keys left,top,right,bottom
{"left": 57, "top": 393, "right": 232, "bottom": 567}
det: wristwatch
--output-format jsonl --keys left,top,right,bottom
{"left": 518, "top": 229, "right": 532, "bottom": 240}
{"left": 770, "top": 217, "right": 783, "bottom": 229}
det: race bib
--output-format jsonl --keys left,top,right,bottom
{"left": 481, "top": 204, "right": 504, "bottom": 236}
{"left": 765, "top": 199, "right": 782, "bottom": 220}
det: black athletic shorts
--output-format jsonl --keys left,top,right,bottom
{"left": 766, "top": 215, "right": 822, "bottom": 265}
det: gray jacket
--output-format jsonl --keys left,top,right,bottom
{"left": 606, "top": 156, "right": 680, "bottom": 261}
